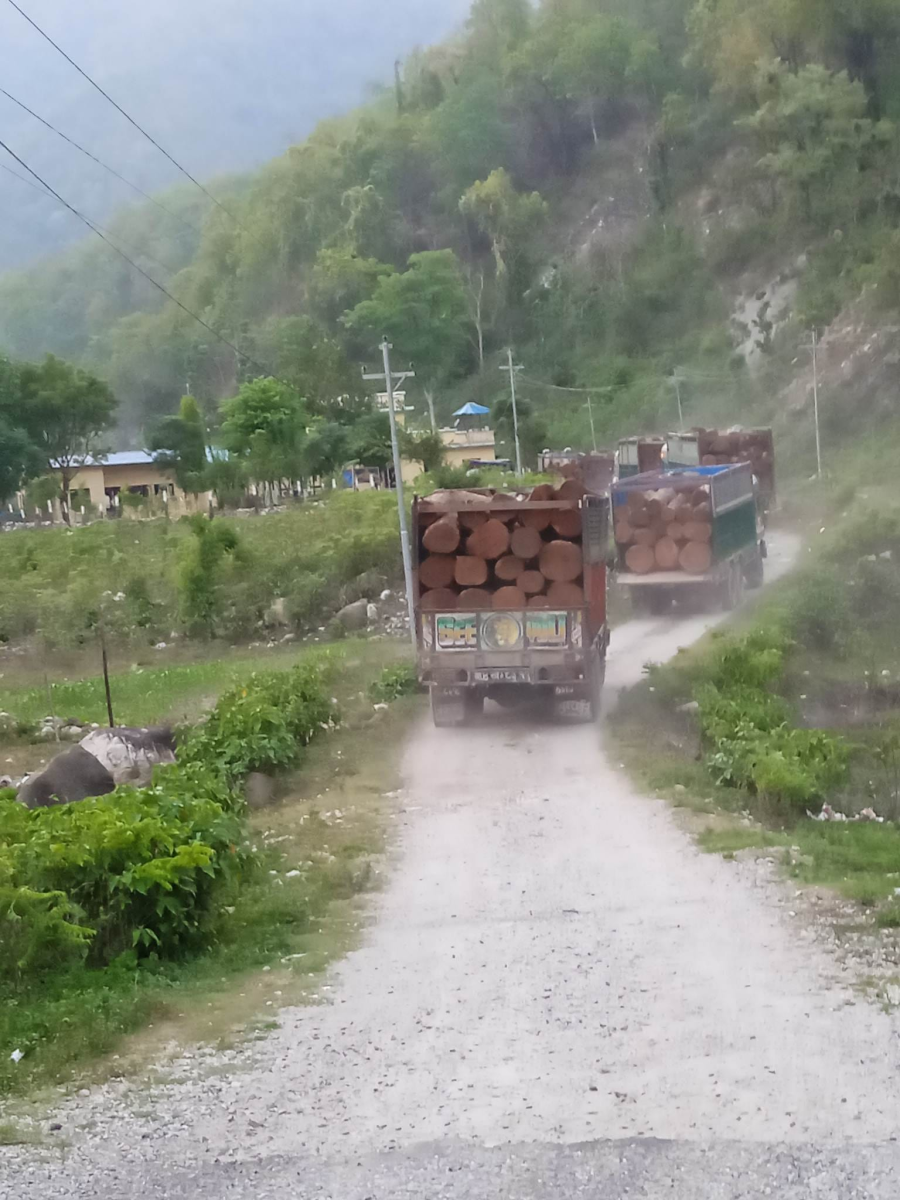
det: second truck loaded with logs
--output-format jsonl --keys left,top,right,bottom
{"left": 612, "top": 462, "right": 765, "bottom": 615}
{"left": 414, "top": 483, "right": 609, "bottom": 727}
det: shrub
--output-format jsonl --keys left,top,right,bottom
{"left": 0, "top": 766, "right": 248, "bottom": 983}
{"left": 369, "top": 661, "right": 418, "bottom": 702}
{"left": 784, "top": 569, "right": 853, "bottom": 655}
{"left": 181, "top": 658, "right": 337, "bottom": 782}
{"left": 696, "top": 628, "right": 848, "bottom": 811}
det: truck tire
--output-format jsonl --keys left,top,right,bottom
{"left": 589, "top": 648, "right": 606, "bottom": 721}
{"left": 744, "top": 547, "right": 765, "bottom": 589}
{"left": 463, "top": 692, "right": 485, "bottom": 722}
{"left": 720, "top": 561, "right": 744, "bottom": 611}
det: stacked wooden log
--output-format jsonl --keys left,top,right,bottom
{"left": 614, "top": 484, "right": 713, "bottom": 575}
{"left": 417, "top": 485, "right": 586, "bottom": 610}
{"left": 695, "top": 428, "right": 774, "bottom": 496}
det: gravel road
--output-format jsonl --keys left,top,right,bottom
{"left": 5, "top": 531, "right": 900, "bottom": 1198}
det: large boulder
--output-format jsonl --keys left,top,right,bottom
{"left": 79, "top": 726, "right": 176, "bottom": 786}
{"left": 18, "top": 746, "right": 115, "bottom": 809}
{"left": 335, "top": 598, "right": 369, "bottom": 632}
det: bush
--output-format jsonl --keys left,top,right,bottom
{"left": 369, "top": 661, "right": 418, "bottom": 702}
{"left": 784, "top": 569, "right": 853, "bottom": 655}
{"left": 0, "top": 766, "right": 247, "bottom": 984}
{"left": 0, "top": 653, "right": 338, "bottom": 990}
{"left": 696, "top": 629, "right": 848, "bottom": 810}
{"left": 181, "top": 658, "right": 338, "bottom": 783}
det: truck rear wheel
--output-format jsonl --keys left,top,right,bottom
{"left": 744, "top": 547, "right": 765, "bottom": 589}
{"left": 720, "top": 561, "right": 745, "bottom": 611}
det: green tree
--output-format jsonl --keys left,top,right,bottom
{"left": 460, "top": 170, "right": 548, "bottom": 302}
{"left": 491, "top": 393, "right": 548, "bottom": 469}
{"left": 301, "top": 420, "right": 351, "bottom": 483}
{"left": 17, "top": 354, "right": 117, "bottom": 514}
{"left": 400, "top": 428, "right": 446, "bottom": 473}
{"left": 343, "top": 250, "right": 472, "bottom": 389}
{"left": 349, "top": 412, "right": 393, "bottom": 470}
{"left": 740, "top": 61, "right": 883, "bottom": 223}
{"left": 309, "top": 249, "right": 395, "bottom": 328}
{"left": 0, "top": 357, "right": 41, "bottom": 502}
{"left": 177, "top": 515, "right": 243, "bottom": 636}
{"left": 150, "top": 395, "right": 208, "bottom": 495}
{"left": 220, "top": 377, "right": 309, "bottom": 499}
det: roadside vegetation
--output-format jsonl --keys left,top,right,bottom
{"left": 611, "top": 500, "right": 900, "bottom": 924}
{"left": 0, "top": 490, "right": 400, "bottom": 652}
{"left": 0, "top": 638, "right": 416, "bottom": 1099}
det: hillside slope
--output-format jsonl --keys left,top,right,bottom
{"left": 0, "top": 0, "right": 471, "bottom": 269}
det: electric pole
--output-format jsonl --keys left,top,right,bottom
{"left": 810, "top": 329, "right": 822, "bottom": 479}
{"left": 499, "top": 348, "right": 523, "bottom": 476}
{"left": 670, "top": 371, "right": 684, "bottom": 427}
{"left": 363, "top": 340, "right": 417, "bottom": 649}
{"left": 585, "top": 394, "right": 597, "bottom": 451}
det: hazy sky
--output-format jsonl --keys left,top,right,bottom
{"left": 0, "top": 0, "right": 472, "bottom": 267}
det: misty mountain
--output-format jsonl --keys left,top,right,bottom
{"left": 0, "top": 0, "right": 471, "bottom": 268}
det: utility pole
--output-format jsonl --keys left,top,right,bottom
{"left": 810, "top": 329, "right": 822, "bottom": 479}
{"left": 670, "top": 372, "right": 684, "bottom": 427}
{"left": 363, "top": 341, "right": 417, "bottom": 649}
{"left": 585, "top": 394, "right": 597, "bottom": 452}
{"left": 424, "top": 388, "right": 437, "bottom": 434}
{"left": 499, "top": 348, "right": 523, "bottom": 476}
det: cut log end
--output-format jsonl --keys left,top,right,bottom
{"left": 625, "top": 544, "right": 655, "bottom": 575}
{"left": 494, "top": 554, "right": 526, "bottom": 582}
{"left": 510, "top": 524, "right": 544, "bottom": 560}
{"left": 492, "top": 585, "right": 527, "bottom": 609}
{"left": 457, "top": 588, "right": 493, "bottom": 609}
{"left": 419, "top": 554, "right": 457, "bottom": 590}
{"left": 518, "top": 569, "right": 546, "bottom": 595}
{"left": 679, "top": 541, "right": 713, "bottom": 574}
{"left": 539, "top": 539, "right": 583, "bottom": 583}
{"left": 419, "top": 587, "right": 458, "bottom": 611}
{"left": 466, "top": 517, "right": 511, "bottom": 560}
{"left": 422, "top": 513, "right": 460, "bottom": 555}
{"left": 546, "top": 580, "right": 584, "bottom": 607}
{"left": 454, "top": 555, "right": 489, "bottom": 587}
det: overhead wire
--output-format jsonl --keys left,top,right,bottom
{"left": 0, "top": 159, "right": 186, "bottom": 276}
{"left": 0, "top": 135, "right": 270, "bottom": 374}
{"left": 0, "top": 84, "right": 202, "bottom": 235}
{"left": 5, "top": 0, "right": 248, "bottom": 233}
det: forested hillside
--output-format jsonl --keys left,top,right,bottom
{"left": 0, "top": 0, "right": 471, "bottom": 268}
{"left": 4, "top": 0, "right": 900, "bottom": 460}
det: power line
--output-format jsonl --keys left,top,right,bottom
{"left": 5, "top": 0, "right": 246, "bottom": 231}
{"left": 0, "top": 85, "right": 201, "bottom": 235}
{"left": 0, "top": 135, "right": 266, "bottom": 374}
{"left": 0, "top": 158, "right": 184, "bottom": 276}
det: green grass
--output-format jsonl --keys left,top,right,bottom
{"left": 698, "top": 819, "right": 900, "bottom": 908}
{"left": 0, "top": 645, "right": 315, "bottom": 729}
{"left": 0, "top": 637, "right": 417, "bottom": 1099}
{"left": 0, "top": 489, "right": 401, "bottom": 652}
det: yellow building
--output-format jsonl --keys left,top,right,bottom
{"left": 61, "top": 451, "right": 212, "bottom": 519}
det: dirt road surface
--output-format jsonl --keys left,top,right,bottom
{"left": 6, "top": 531, "right": 900, "bottom": 1198}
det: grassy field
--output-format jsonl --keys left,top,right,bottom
{"left": 0, "top": 644, "right": 319, "bottom": 729}
{"left": 0, "top": 636, "right": 418, "bottom": 1101}
{"left": 0, "top": 490, "right": 401, "bottom": 652}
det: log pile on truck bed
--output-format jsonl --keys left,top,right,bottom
{"left": 614, "top": 481, "right": 713, "bottom": 575}
{"left": 695, "top": 428, "right": 773, "bottom": 489}
{"left": 418, "top": 484, "right": 586, "bottom": 609}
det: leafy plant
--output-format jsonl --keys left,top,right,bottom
{"left": 369, "top": 661, "right": 418, "bottom": 702}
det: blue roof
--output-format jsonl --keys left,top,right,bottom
{"left": 453, "top": 402, "right": 491, "bottom": 416}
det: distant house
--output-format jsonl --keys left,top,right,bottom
{"left": 55, "top": 451, "right": 213, "bottom": 518}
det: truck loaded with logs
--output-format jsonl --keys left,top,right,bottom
{"left": 414, "top": 482, "right": 609, "bottom": 727}
{"left": 612, "top": 461, "right": 765, "bottom": 616}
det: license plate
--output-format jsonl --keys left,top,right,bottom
{"left": 474, "top": 668, "right": 531, "bottom": 683}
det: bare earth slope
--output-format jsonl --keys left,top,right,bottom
{"left": 5, "top": 532, "right": 900, "bottom": 1198}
